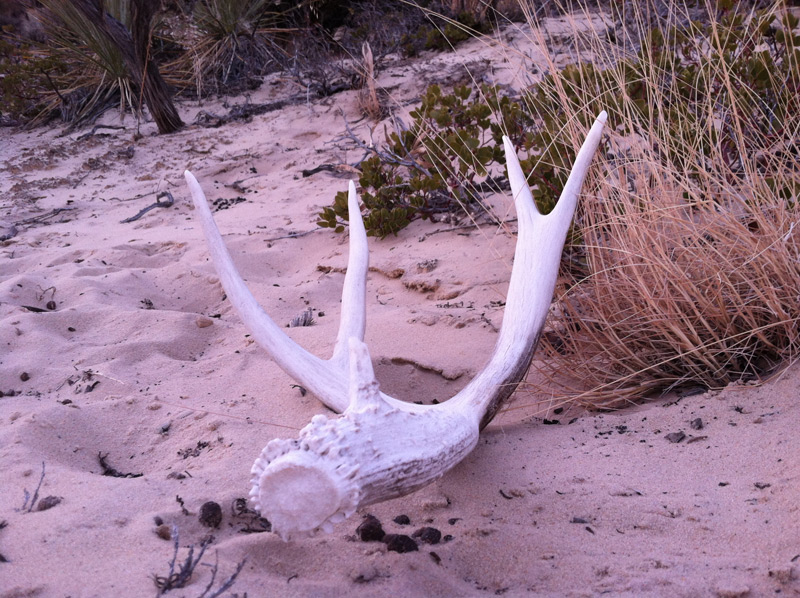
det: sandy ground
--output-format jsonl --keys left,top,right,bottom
{"left": 1, "top": 17, "right": 799, "bottom": 598}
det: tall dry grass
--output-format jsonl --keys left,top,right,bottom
{"left": 356, "top": 41, "right": 386, "bottom": 120}
{"left": 164, "top": 0, "right": 283, "bottom": 96}
{"left": 503, "top": 0, "right": 800, "bottom": 408}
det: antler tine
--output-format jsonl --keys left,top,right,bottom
{"left": 185, "top": 170, "right": 359, "bottom": 412}
{"left": 190, "top": 111, "right": 607, "bottom": 538}
{"left": 330, "top": 181, "right": 368, "bottom": 367}
{"left": 448, "top": 111, "right": 608, "bottom": 429}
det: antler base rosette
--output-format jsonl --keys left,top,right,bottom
{"left": 185, "top": 111, "right": 607, "bottom": 539}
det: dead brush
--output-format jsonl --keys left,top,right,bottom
{"left": 508, "top": 0, "right": 800, "bottom": 408}
{"left": 164, "top": 0, "right": 285, "bottom": 97}
{"left": 356, "top": 41, "right": 386, "bottom": 120}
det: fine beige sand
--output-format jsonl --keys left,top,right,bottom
{"left": 2, "top": 17, "right": 799, "bottom": 598}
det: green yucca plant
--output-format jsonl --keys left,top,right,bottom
{"left": 4, "top": 0, "right": 181, "bottom": 132}
{"left": 35, "top": 0, "right": 137, "bottom": 127}
{"left": 167, "top": 0, "right": 282, "bottom": 96}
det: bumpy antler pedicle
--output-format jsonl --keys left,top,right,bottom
{"left": 185, "top": 112, "right": 606, "bottom": 539}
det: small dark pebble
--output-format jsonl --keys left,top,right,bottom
{"left": 553, "top": 407, "right": 564, "bottom": 415}
{"left": 356, "top": 514, "right": 385, "bottom": 542}
{"left": 154, "top": 516, "right": 164, "bottom": 526}
{"left": 442, "top": 534, "right": 453, "bottom": 542}
{"left": 67, "top": 327, "right": 76, "bottom": 332}
{"left": 690, "top": 418, "right": 704, "bottom": 430}
{"left": 754, "top": 482, "right": 771, "bottom": 490}
{"left": 155, "top": 524, "right": 172, "bottom": 541}
{"left": 542, "top": 418, "right": 560, "bottom": 425}
{"left": 686, "top": 435, "right": 708, "bottom": 444}
{"left": 719, "top": 482, "right": 730, "bottom": 487}
{"left": 60, "top": 399, "right": 72, "bottom": 405}
{"left": 4, "top": 390, "right": 15, "bottom": 397}
{"left": 36, "top": 496, "right": 62, "bottom": 511}
{"left": 665, "top": 431, "right": 686, "bottom": 443}
{"left": 393, "top": 514, "right": 411, "bottom": 525}
{"left": 384, "top": 534, "right": 418, "bottom": 553}
{"left": 448, "top": 518, "right": 461, "bottom": 525}
{"left": 570, "top": 517, "right": 589, "bottom": 524}
{"left": 20, "top": 372, "right": 29, "bottom": 382}
{"left": 429, "top": 551, "right": 442, "bottom": 565}
{"left": 46, "top": 301, "right": 56, "bottom": 311}
{"left": 412, "top": 527, "right": 442, "bottom": 545}
{"left": 199, "top": 501, "right": 223, "bottom": 528}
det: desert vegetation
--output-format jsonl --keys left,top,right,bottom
{"left": 321, "top": 0, "right": 800, "bottom": 407}
{"left": 0, "top": 0, "right": 500, "bottom": 128}
{"left": 519, "top": 0, "right": 800, "bottom": 407}
{"left": 2, "top": 0, "right": 798, "bottom": 409}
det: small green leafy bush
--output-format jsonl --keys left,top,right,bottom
{"left": 318, "top": 83, "right": 540, "bottom": 238}
{"left": 400, "top": 9, "right": 494, "bottom": 57}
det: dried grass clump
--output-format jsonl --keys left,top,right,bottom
{"left": 356, "top": 41, "right": 386, "bottom": 120}
{"left": 517, "top": 0, "right": 800, "bottom": 408}
{"left": 163, "top": 0, "right": 284, "bottom": 97}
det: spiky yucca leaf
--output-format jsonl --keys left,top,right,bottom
{"left": 35, "top": 0, "right": 136, "bottom": 126}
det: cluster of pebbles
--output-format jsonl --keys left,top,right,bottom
{"left": 355, "top": 514, "right": 448, "bottom": 553}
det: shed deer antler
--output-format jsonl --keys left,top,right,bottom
{"left": 185, "top": 111, "right": 606, "bottom": 539}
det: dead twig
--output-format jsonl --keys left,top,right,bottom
{"left": 75, "top": 124, "right": 126, "bottom": 141}
{"left": 194, "top": 96, "right": 306, "bottom": 128}
{"left": 154, "top": 527, "right": 210, "bottom": 593}
{"left": 154, "top": 528, "right": 246, "bottom": 597}
{"left": 263, "top": 229, "right": 316, "bottom": 242}
{"left": 417, "top": 217, "right": 518, "bottom": 241}
{"left": 120, "top": 191, "right": 174, "bottom": 223}
{"left": 197, "top": 553, "right": 247, "bottom": 598}
{"left": 15, "top": 207, "right": 77, "bottom": 227}
{"left": 21, "top": 462, "right": 46, "bottom": 513}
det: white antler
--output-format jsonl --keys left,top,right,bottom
{"left": 185, "top": 111, "right": 607, "bottom": 539}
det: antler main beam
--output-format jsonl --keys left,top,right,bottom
{"left": 185, "top": 111, "right": 606, "bottom": 539}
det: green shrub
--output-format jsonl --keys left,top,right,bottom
{"left": 401, "top": 9, "right": 494, "bottom": 56}
{"left": 317, "top": 83, "right": 537, "bottom": 238}
{"left": 165, "top": 0, "right": 281, "bottom": 96}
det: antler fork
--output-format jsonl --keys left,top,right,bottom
{"left": 185, "top": 111, "right": 606, "bottom": 539}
